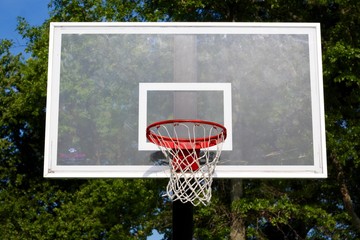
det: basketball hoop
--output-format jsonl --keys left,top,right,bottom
{"left": 146, "top": 119, "right": 227, "bottom": 206}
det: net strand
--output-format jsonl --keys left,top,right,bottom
{"left": 147, "top": 122, "right": 225, "bottom": 206}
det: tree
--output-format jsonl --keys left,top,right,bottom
{"left": 1, "top": 0, "right": 360, "bottom": 239}
{"left": 0, "top": 2, "right": 168, "bottom": 239}
{"left": 321, "top": 0, "right": 360, "bottom": 233}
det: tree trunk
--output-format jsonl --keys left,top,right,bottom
{"left": 230, "top": 179, "right": 246, "bottom": 240}
{"left": 331, "top": 153, "right": 360, "bottom": 233}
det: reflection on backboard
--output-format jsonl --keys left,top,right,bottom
{"left": 44, "top": 22, "right": 327, "bottom": 178}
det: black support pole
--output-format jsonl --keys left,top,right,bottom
{"left": 172, "top": 200, "right": 194, "bottom": 240}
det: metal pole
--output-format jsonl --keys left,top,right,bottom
{"left": 173, "top": 200, "right": 194, "bottom": 240}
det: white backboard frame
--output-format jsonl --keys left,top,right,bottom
{"left": 44, "top": 22, "right": 327, "bottom": 178}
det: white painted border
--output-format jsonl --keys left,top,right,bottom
{"left": 44, "top": 22, "right": 326, "bottom": 178}
{"left": 44, "top": 23, "right": 62, "bottom": 177}
{"left": 308, "top": 25, "right": 328, "bottom": 178}
{"left": 138, "top": 83, "right": 233, "bottom": 151}
{"left": 49, "top": 22, "right": 319, "bottom": 35}
{"left": 44, "top": 165, "right": 325, "bottom": 178}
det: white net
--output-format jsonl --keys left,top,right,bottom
{"left": 147, "top": 120, "right": 226, "bottom": 206}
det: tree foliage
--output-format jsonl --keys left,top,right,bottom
{"left": 1, "top": 0, "right": 360, "bottom": 239}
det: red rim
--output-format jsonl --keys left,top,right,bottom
{"left": 146, "top": 119, "right": 227, "bottom": 149}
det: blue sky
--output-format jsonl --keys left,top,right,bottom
{"left": 0, "top": 0, "right": 49, "bottom": 54}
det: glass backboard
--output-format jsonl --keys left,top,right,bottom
{"left": 44, "top": 22, "right": 327, "bottom": 178}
